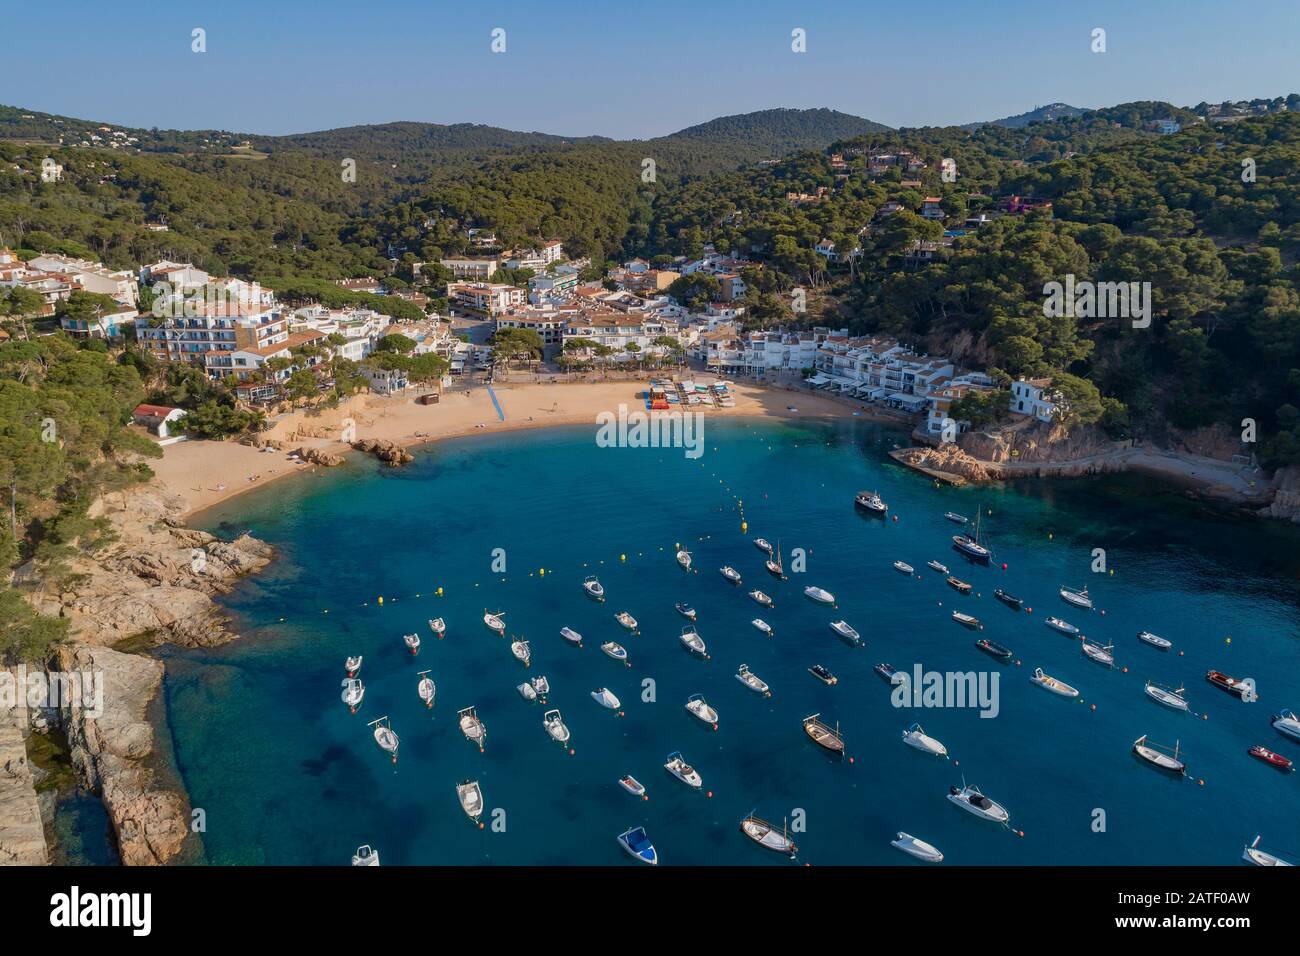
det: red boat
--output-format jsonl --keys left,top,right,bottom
{"left": 1248, "top": 745, "right": 1294, "bottom": 772}
{"left": 1205, "top": 670, "right": 1252, "bottom": 700}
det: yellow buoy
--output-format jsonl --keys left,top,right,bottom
{"left": 378, "top": 596, "right": 384, "bottom": 605}
{"left": 437, "top": 587, "right": 443, "bottom": 596}
{"left": 539, "top": 568, "right": 545, "bottom": 577}
{"left": 620, "top": 554, "right": 626, "bottom": 562}
{"left": 741, "top": 521, "right": 748, "bottom": 533}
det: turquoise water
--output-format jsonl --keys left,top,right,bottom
{"left": 166, "top": 418, "right": 1300, "bottom": 865}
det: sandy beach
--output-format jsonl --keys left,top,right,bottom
{"left": 149, "top": 379, "right": 889, "bottom": 517}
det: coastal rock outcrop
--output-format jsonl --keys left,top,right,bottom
{"left": 352, "top": 437, "right": 414, "bottom": 465}
{"left": 0, "top": 674, "right": 48, "bottom": 865}
{"left": 54, "top": 644, "right": 188, "bottom": 866}
{"left": 296, "top": 446, "right": 345, "bottom": 467}
{"left": 1260, "top": 465, "right": 1300, "bottom": 523}
{"left": 27, "top": 487, "right": 272, "bottom": 648}
{"left": 890, "top": 443, "right": 990, "bottom": 484}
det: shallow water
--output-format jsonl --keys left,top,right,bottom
{"left": 161, "top": 417, "right": 1300, "bottom": 865}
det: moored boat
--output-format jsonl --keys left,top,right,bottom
{"left": 1272, "top": 709, "right": 1300, "bottom": 742}
{"left": 735, "top": 664, "right": 771, "bottom": 696}
{"left": 601, "top": 641, "right": 629, "bottom": 663}
{"left": 766, "top": 540, "right": 785, "bottom": 578}
{"left": 740, "top": 812, "right": 797, "bottom": 857}
{"left": 403, "top": 632, "right": 421, "bottom": 655}
{"left": 1045, "top": 616, "right": 1079, "bottom": 636}
{"left": 664, "top": 751, "right": 702, "bottom": 788}
{"left": 676, "top": 549, "right": 692, "bottom": 571}
{"left": 428, "top": 618, "right": 446, "bottom": 638}
{"left": 1145, "top": 681, "right": 1189, "bottom": 712}
{"left": 719, "top": 565, "right": 742, "bottom": 585}
{"left": 369, "top": 716, "right": 399, "bottom": 763}
{"left": 902, "top": 723, "right": 948, "bottom": 757}
{"left": 530, "top": 675, "right": 550, "bottom": 699}
{"left": 510, "top": 638, "right": 531, "bottom": 666}
{"left": 952, "top": 611, "right": 980, "bottom": 629}
{"left": 946, "top": 576, "right": 972, "bottom": 595}
{"left": 351, "top": 845, "right": 380, "bottom": 866}
{"left": 542, "top": 709, "right": 570, "bottom": 744}
{"left": 751, "top": 618, "right": 773, "bottom": 636}
{"left": 685, "top": 693, "right": 719, "bottom": 725}
{"left": 946, "top": 782, "right": 1009, "bottom": 823}
{"left": 1243, "top": 835, "right": 1293, "bottom": 867}
{"left": 483, "top": 609, "right": 506, "bottom": 634}
{"left": 1080, "top": 640, "right": 1114, "bottom": 666}
{"left": 1030, "top": 667, "right": 1079, "bottom": 698}
{"left": 891, "top": 832, "right": 943, "bottom": 863}
{"left": 1132, "top": 735, "right": 1185, "bottom": 774}
{"left": 855, "top": 490, "right": 888, "bottom": 514}
{"left": 679, "top": 626, "right": 707, "bottom": 656}
{"left": 993, "top": 589, "right": 1023, "bottom": 610}
{"left": 975, "top": 639, "right": 1013, "bottom": 661}
{"left": 345, "top": 655, "right": 363, "bottom": 677}
{"left": 341, "top": 677, "right": 365, "bottom": 713}
{"left": 583, "top": 575, "right": 605, "bottom": 601}
{"left": 456, "top": 779, "right": 483, "bottom": 823}
{"left": 416, "top": 670, "right": 435, "bottom": 708}
{"left": 808, "top": 664, "right": 838, "bottom": 686}
{"left": 829, "top": 619, "right": 861, "bottom": 646}
{"left": 616, "top": 826, "right": 658, "bottom": 865}
{"left": 675, "top": 602, "right": 696, "bottom": 621}
{"left": 560, "top": 626, "right": 583, "bottom": 646}
{"left": 875, "top": 662, "right": 906, "bottom": 686}
{"left": 1059, "top": 585, "right": 1093, "bottom": 610}
{"left": 1206, "top": 670, "right": 1253, "bottom": 701}
{"left": 614, "top": 611, "right": 638, "bottom": 632}
{"left": 893, "top": 560, "right": 914, "bottom": 576}
{"left": 1248, "top": 745, "right": 1294, "bottom": 772}
{"left": 803, "top": 713, "right": 845, "bottom": 755}
{"left": 517, "top": 681, "right": 537, "bottom": 702}
{"left": 804, "top": 585, "right": 836, "bottom": 605}
{"left": 943, "top": 512, "right": 968, "bottom": 525}
{"left": 591, "top": 687, "right": 621, "bottom": 710}
{"left": 457, "top": 706, "right": 487, "bottom": 750}
{"left": 753, "top": 537, "right": 773, "bottom": 554}
{"left": 749, "top": 589, "right": 773, "bottom": 607}
{"left": 618, "top": 775, "right": 646, "bottom": 798}
{"left": 927, "top": 560, "right": 949, "bottom": 574}
{"left": 1138, "top": 630, "right": 1172, "bottom": 650}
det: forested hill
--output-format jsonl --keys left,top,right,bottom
{"left": 963, "top": 103, "right": 1085, "bottom": 130}
{"left": 663, "top": 108, "right": 890, "bottom": 151}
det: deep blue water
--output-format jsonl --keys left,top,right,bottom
{"left": 165, "top": 417, "right": 1300, "bottom": 865}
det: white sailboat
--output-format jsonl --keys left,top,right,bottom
{"left": 416, "top": 670, "right": 435, "bottom": 709}
{"left": 1145, "top": 681, "right": 1189, "bottom": 712}
{"left": 368, "top": 716, "right": 399, "bottom": 764}
{"left": 483, "top": 609, "right": 506, "bottom": 634}
{"left": 766, "top": 540, "right": 784, "bottom": 578}
{"left": 1060, "top": 585, "right": 1094, "bottom": 610}
{"left": 740, "top": 812, "right": 797, "bottom": 857}
{"left": 1133, "top": 734, "right": 1185, "bottom": 774}
{"left": 1243, "top": 835, "right": 1293, "bottom": 866}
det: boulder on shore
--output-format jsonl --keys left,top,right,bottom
{"left": 296, "top": 446, "right": 344, "bottom": 467}
{"left": 352, "top": 437, "right": 414, "bottom": 465}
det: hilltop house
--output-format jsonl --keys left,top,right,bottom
{"left": 1010, "top": 378, "right": 1061, "bottom": 422}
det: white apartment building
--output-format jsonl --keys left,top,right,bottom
{"left": 447, "top": 281, "right": 525, "bottom": 317}
{"left": 26, "top": 253, "right": 138, "bottom": 306}
{"left": 442, "top": 257, "right": 500, "bottom": 280}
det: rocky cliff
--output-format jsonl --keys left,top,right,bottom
{"left": 0, "top": 672, "right": 47, "bottom": 865}
{"left": 53, "top": 644, "right": 188, "bottom": 866}
{"left": 1260, "top": 465, "right": 1300, "bottom": 523}
{"left": 27, "top": 487, "right": 272, "bottom": 648}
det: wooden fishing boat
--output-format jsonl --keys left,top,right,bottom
{"left": 951, "top": 611, "right": 980, "bottom": 629}
{"left": 457, "top": 706, "right": 487, "bottom": 750}
{"left": 510, "top": 638, "right": 531, "bottom": 667}
{"left": 1080, "top": 640, "right": 1114, "bottom": 666}
{"left": 1206, "top": 670, "right": 1253, "bottom": 701}
{"left": 1059, "top": 585, "right": 1093, "bottom": 610}
{"left": 368, "top": 716, "right": 399, "bottom": 763}
{"left": 740, "top": 812, "right": 797, "bottom": 857}
{"left": 946, "top": 576, "right": 972, "bottom": 595}
{"left": 483, "top": 609, "right": 506, "bottom": 634}
{"left": 1132, "top": 734, "right": 1185, "bottom": 774}
{"left": 416, "top": 670, "right": 435, "bottom": 709}
{"left": 803, "top": 713, "right": 845, "bottom": 755}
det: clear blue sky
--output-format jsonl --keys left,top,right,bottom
{"left": 4, "top": 0, "right": 1297, "bottom": 138}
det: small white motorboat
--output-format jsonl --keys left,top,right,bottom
{"left": 1138, "top": 630, "right": 1172, "bottom": 650}
{"left": 614, "top": 611, "right": 638, "bottom": 632}
{"left": 740, "top": 813, "right": 797, "bottom": 857}
{"left": 951, "top": 611, "right": 981, "bottom": 629}
{"left": 369, "top": 716, "right": 399, "bottom": 763}
{"left": 1080, "top": 640, "right": 1114, "bottom": 666}
{"left": 456, "top": 779, "right": 483, "bottom": 823}
{"left": 428, "top": 618, "right": 446, "bottom": 639}
{"left": 1133, "top": 735, "right": 1185, "bottom": 774}
{"left": 675, "top": 602, "right": 696, "bottom": 620}
{"left": 583, "top": 575, "right": 605, "bottom": 601}
{"left": 542, "top": 709, "right": 570, "bottom": 744}
{"left": 341, "top": 677, "right": 365, "bottom": 712}
{"left": 1060, "top": 586, "right": 1093, "bottom": 610}
{"left": 416, "top": 670, "right": 435, "bottom": 709}
{"left": 457, "top": 706, "right": 487, "bottom": 750}
{"left": 943, "top": 512, "right": 968, "bottom": 525}
{"left": 893, "top": 560, "right": 914, "bottom": 575}
{"left": 591, "top": 687, "right": 621, "bottom": 710}
{"left": 679, "top": 626, "right": 707, "bottom": 656}
{"left": 1031, "top": 667, "right": 1079, "bottom": 698}
{"left": 1045, "top": 616, "right": 1079, "bottom": 636}
{"left": 926, "top": 560, "right": 949, "bottom": 574}
{"left": 531, "top": 676, "right": 550, "bottom": 699}
{"left": 1243, "top": 835, "right": 1293, "bottom": 867}
{"left": 735, "top": 664, "right": 771, "bottom": 696}
{"left": 1271, "top": 709, "right": 1300, "bottom": 742}
{"left": 483, "top": 609, "right": 506, "bottom": 634}
{"left": 751, "top": 618, "right": 773, "bottom": 636}
{"left": 560, "top": 626, "right": 583, "bottom": 646}
{"left": 616, "top": 826, "right": 658, "bottom": 865}
{"left": 749, "top": 589, "right": 773, "bottom": 607}
{"left": 517, "top": 681, "right": 537, "bottom": 702}
{"left": 618, "top": 775, "right": 646, "bottom": 798}
{"left": 902, "top": 723, "right": 948, "bottom": 757}
{"left": 947, "top": 783, "right": 1009, "bottom": 823}
{"left": 351, "top": 845, "right": 380, "bottom": 866}
{"left": 753, "top": 537, "right": 773, "bottom": 554}
{"left": 829, "top": 620, "right": 861, "bottom": 645}
{"left": 601, "top": 641, "right": 628, "bottom": 663}
{"left": 510, "top": 638, "right": 531, "bottom": 667}
{"left": 1145, "top": 681, "right": 1189, "bottom": 712}
{"left": 664, "top": 751, "right": 702, "bottom": 789}
{"left": 855, "top": 490, "right": 888, "bottom": 514}
{"left": 345, "top": 655, "right": 363, "bottom": 677}
{"left": 676, "top": 549, "right": 692, "bottom": 571}
{"left": 891, "top": 832, "right": 944, "bottom": 863}
{"left": 685, "top": 693, "right": 719, "bottom": 725}
{"left": 719, "top": 565, "right": 742, "bottom": 585}
{"left": 804, "top": 585, "right": 836, "bottom": 605}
